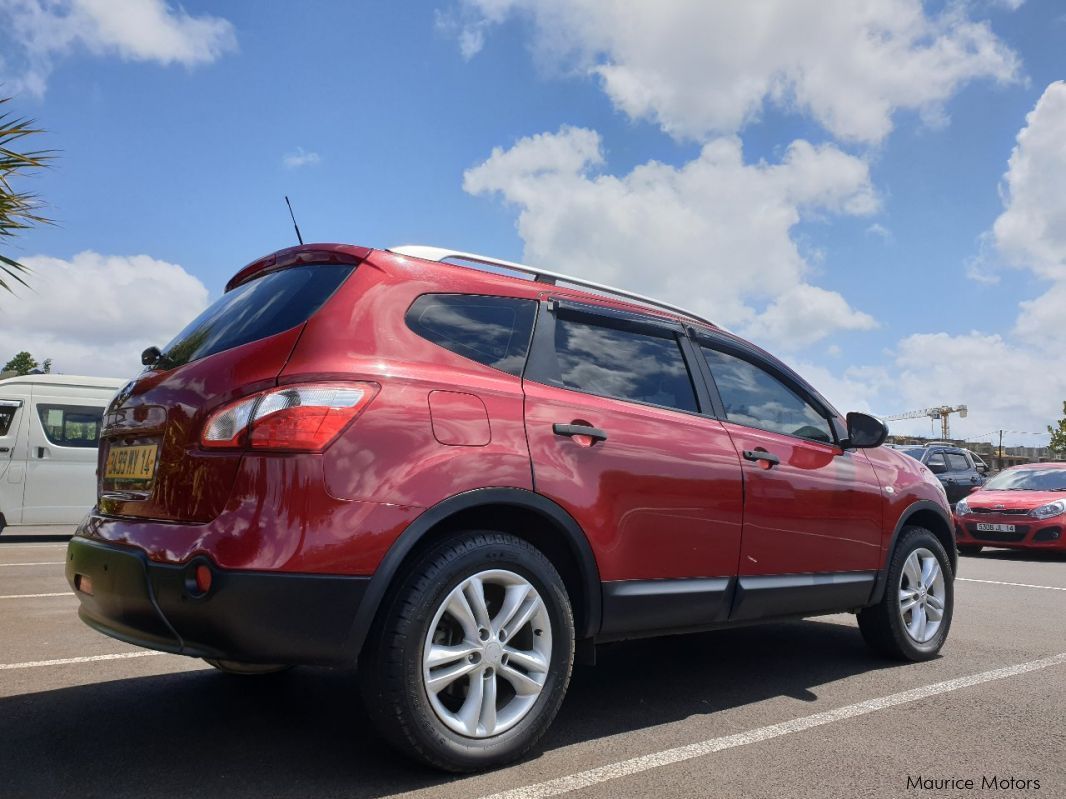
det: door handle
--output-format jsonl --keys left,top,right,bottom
{"left": 553, "top": 423, "right": 608, "bottom": 442}
{"left": 743, "top": 449, "right": 780, "bottom": 466}
{"left": 0, "top": 446, "right": 9, "bottom": 453}
{"left": 36, "top": 446, "right": 45, "bottom": 459}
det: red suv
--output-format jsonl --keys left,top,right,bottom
{"left": 67, "top": 243, "right": 956, "bottom": 771}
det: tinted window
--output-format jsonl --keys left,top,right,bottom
{"left": 161, "top": 265, "right": 353, "bottom": 369}
{"left": 553, "top": 318, "right": 697, "bottom": 412}
{"left": 0, "top": 403, "right": 17, "bottom": 436}
{"left": 406, "top": 294, "right": 536, "bottom": 376}
{"left": 900, "top": 447, "right": 926, "bottom": 460}
{"left": 702, "top": 347, "right": 833, "bottom": 443}
{"left": 945, "top": 453, "right": 970, "bottom": 471}
{"left": 926, "top": 452, "right": 947, "bottom": 469}
{"left": 36, "top": 404, "right": 104, "bottom": 448}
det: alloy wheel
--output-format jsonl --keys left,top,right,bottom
{"left": 422, "top": 569, "right": 552, "bottom": 738}
{"left": 898, "top": 547, "right": 946, "bottom": 644}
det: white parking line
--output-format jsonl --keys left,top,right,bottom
{"left": 0, "top": 561, "right": 65, "bottom": 567}
{"left": 478, "top": 653, "right": 1066, "bottom": 799}
{"left": 0, "top": 652, "right": 164, "bottom": 671}
{"left": 0, "top": 592, "right": 71, "bottom": 600}
{"left": 958, "top": 577, "right": 1066, "bottom": 592}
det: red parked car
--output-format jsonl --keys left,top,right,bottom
{"left": 67, "top": 243, "right": 956, "bottom": 771}
{"left": 954, "top": 462, "right": 1066, "bottom": 554}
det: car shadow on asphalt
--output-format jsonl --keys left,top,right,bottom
{"left": 0, "top": 618, "right": 898, "bottom": 799}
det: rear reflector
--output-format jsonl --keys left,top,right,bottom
{"left": 202, "top": 382, "right": 378, "bottom": 452}
{"left": 194, "top": 564, "right": 213, "bottom": 594}
{"left": 75, "top": 574, "right": 94, "bottom": 596}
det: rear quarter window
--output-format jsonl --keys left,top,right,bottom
{"left": 160, "top": 264, "right": 353, "bottom": 369}
{"left": 406, "top": 294, "right": 537, "bottom": 376}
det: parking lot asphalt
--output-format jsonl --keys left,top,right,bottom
{"left": 1, "top": 528, "right": 1063, "bottom": 799}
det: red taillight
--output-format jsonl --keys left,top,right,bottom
{"left": 201, "top": 382, "right": 379, "bottom": 452}
{"left": 194, "top": 564, "right": 213, "bottom": 593}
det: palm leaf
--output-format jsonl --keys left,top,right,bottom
{"left": 0, "top": 96, "right": 55, "bottom": 295}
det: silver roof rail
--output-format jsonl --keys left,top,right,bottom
{"left": 388, "top": 245, "right": 721, "bottom": 330}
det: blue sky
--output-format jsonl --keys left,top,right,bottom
{"left": 1, "top": 0, "right": 1064, "bottom": 445}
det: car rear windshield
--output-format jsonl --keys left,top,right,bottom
{"left": 983, "top": 468, "right": 1066, "bottom": 491}
{"left": 160, "top": 265, "right": 352, "bottom": 369}
{"left": 899, "top": 447, "right": 926, "bottom": 460}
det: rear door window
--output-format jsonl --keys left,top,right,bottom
{"left": 36, "top": 404, "right": 105, "bottom": 448}
{"left": 926, "top": 452, "right": 947, "bottom": 470}
{"left": 551, "top": 316, "right": 698, "bottom": 413}
{"left": 945, "top": 453, "right": 970, "bottom": 472}
{"left": 701, "top": 347, "right": 833, "bottom": 443}
{"left": 161, "top": 265, "right": 353, "bottom": 369}
{"left": 406, "top": 294, "right": 537, "bottom": 376}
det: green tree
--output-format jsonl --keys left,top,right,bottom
{"left": 1, "top": 97, "right": 53, "bottom": 293}
{"left": 2, "top": 351, "right": 38, "bottom": 375}
{"left": 1049, "top": 401, "right": 1066, "bottom": 454}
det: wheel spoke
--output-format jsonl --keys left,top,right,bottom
{"left": 903, "top": 551, "right": 922, "bottom": 588}
{"left": 503, "top": 646, "right": 548, "bottom": 674}
{"left": 926, "top": 593, "right": 944, "bottom": 612}
{"left": 446, "top": 589, "right": 480, "bottom": 640}
{"left": 920, "top": 557, "right": 940, "bottom": 590}
{"left": 479, "top": 673, "right": 497, "bottom": 736}
{"left": 426, "top": 642, "right": 479, "bottom": 668}
{"left": 499, "top": 663, "right": 543, "bottom": 696}
{"left": 457, "top": 668, "right": 485, "bottom": 735}
{"left": 426, "top": 659, "right": 479, "bottom": 694}
{"left": 464, "top": 577, "right": 492, "bottom": 630}
{"left": 502, "top": 596, "right": 543, "bottom": 639}
{"left": 925, "top": 601, "right": 944, "bottom": 621}
{"left": 492, "top": 583, "right": 532, "bottom": 635}
{"left": 900, "top": 597, "right": 918, "bottom": 614}
{"left": 908, "top": 604, "right": 927, "bottom": 641}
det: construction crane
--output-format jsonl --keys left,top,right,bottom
{"left": 882, "top": 405, "right": 968, "bottom": 440}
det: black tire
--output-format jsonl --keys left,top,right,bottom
{"left": 359, "top": 531, "right": 575, "bottom": 772}
{"left": 958, "top": 545, "right": 983, "bottom": 556}
{"left": 858, "top": 526, "right": 954, "bottom": 661}
{"left": 202, "top": 659, "right": 293, "bottom": 675}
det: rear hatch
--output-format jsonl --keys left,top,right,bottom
{"left": 98, "top": 257, "right": 358, "bottom": 522}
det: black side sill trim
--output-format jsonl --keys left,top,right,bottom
{"left": 600, "top": 576, "right": 735, "bottom": 637}
{"left": 730, "top": 571, "right": 876, "bottom": 622}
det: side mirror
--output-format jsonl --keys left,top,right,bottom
{"left": 927, "top": 462, "right": 948, "bottom": 475}
{"left": 845, "top": 411, "right": 888, "bottom": 449}
{"left": 141, "top": 346, "right": 162, "bottom": 366}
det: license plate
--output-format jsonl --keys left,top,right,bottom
{"left": 104, "top": 444, "right": 158, "bottom": 482}
{"left": 976, "top": 522, "right": 1016, "bottom": 533}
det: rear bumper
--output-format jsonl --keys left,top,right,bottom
{"left": 66, "top": 536, "right": 370, "bottom": 665}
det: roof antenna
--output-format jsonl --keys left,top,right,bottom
{"left": 285, "top": 195, "right": 304, "bottom": 245}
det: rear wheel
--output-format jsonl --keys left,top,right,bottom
{"left": 202, "top": 659, "right": 293, "bottom": 675}
{"left": 858, "top": 526, "right": 953, "bottom": 661}
{"left": 360, "top": 531, "right": 574, "bottom": 772}
{"left": 958, "top": 545, "right": 983, "bottom": 556}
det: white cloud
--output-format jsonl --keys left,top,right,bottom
{"left": 0, "top": 251, "right": 209, "bottom": 378}
{"left": 0, "top": 0, "right": 236, "bottom": 96}
{"left": 992, "top": 81, "right": 1066, "bottom": 280}
{"left": 464, "top": 126, "right": 878, "bottom": 349}
{"left": 283, "top": 147, "right": 321, "bottom": 169}
{"left": 452, "top": 0, "right": 1020, "bottom": 143}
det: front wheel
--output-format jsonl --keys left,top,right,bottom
{"left": 360, "top": 531, "right": 575, "bottom": 772}
{"left": 858, "top": 526, "right": 954, "bottom": 661}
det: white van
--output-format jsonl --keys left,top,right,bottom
{"left": 0, "top": 374, "right": 126, "bottom": 529}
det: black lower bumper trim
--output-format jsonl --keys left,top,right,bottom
{"left": 66, "top": 537, "right": 370, "bottom": 665}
